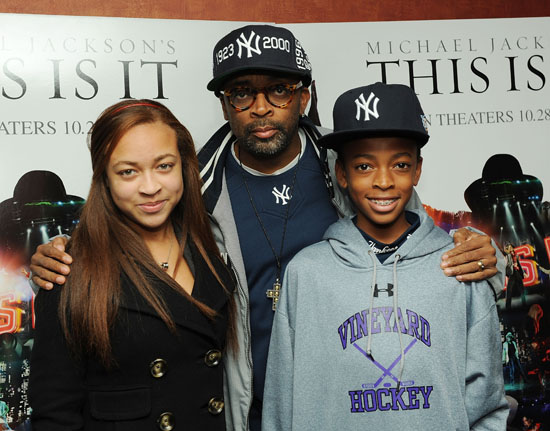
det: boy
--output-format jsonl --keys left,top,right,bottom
{"left": 262, "top": 83, "right": 508, "bottom": 430}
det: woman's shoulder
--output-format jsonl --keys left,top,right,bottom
{"left": 189, "top": 240, "right": 235, "bottom": 291}
{"left": 35, "top": 282, "right": 63, "bottom": 311}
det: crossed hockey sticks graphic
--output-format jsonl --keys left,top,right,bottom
{"left": 353, "top": 338, "right": 417, "bottom": 388}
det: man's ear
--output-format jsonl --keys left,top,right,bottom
{"left": 299, "top": 87, "right": 310, "bottom": 116}
{"left": 220, "top": 96, "right": 229, "bottom": 121}
{"left": 335, "top": 158, "right": 348, "bottom": 190}
{"left": 413, "top": 156, "right": 423, "bottom": 186}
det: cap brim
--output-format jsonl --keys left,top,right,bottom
{"left": 317, "top": 129, "right": 429, "bottom": 149}
{"left": 207, "top": 65, "right": 311, "bottom": 92}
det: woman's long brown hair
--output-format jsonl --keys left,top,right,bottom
{"left": 59, "top": 99, "right": 236, "bottom": 366}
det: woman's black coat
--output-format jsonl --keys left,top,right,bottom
{"left": 29, "top": 243, "right": 233, "bottom": 431}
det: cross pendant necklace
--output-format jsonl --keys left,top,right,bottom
{"left": 238, "top": 145, "right": 300, "bottom": 311}
{"left": 266, "top": 278, "right": 282, "bottom": 311}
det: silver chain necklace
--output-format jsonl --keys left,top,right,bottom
{"left": 160, "top": 235, "right": 174, "bottom": 271}
{"left": 238, "top": 146, "right": 301, "bottom": 311}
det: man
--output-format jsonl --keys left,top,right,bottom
{"left": 502, "top": 332, "right": 528, "bottom": 384}
{"left": 504, "top": 243, "right": 526, "bottom": 309}
{"left": 31, "top": 25, "right": 502, "bottom": 431}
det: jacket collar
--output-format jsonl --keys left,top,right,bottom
{"left": 198, "top": 116, "right": 333, "bottom": 214}
{"left": 120, "top": 242, "right": 232, "bottom": 344}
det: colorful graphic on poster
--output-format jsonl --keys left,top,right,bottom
{"left": 425, "top": 153, "right": 550, "bottom": 428}
{"left": 466, "top": 154, "right": 549, "bottom": 430}
{"left": 0, "top": 171, "right": 84, "bottom": 429}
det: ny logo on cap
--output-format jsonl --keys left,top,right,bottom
{"left": 355, "top": 92, "right": 380, "bottom": 121}
{"left": 237, "top": 31, "right": 262, "bottom": 58}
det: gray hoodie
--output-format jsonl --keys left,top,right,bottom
{"left": 262, "top": 210, "right": 508, "bottom": 430}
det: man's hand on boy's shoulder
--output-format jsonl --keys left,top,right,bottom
{"left": 30, "top": 236, "right": 72, "bottom": 290}
{"left": 440, "top": 228, "right": 497, "bottom": 282}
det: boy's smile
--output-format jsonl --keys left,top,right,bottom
{"left": 336, "top": 136, "right": 422, "bottom": 244}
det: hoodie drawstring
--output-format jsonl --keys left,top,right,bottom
{"left": 366, "top": 250, "right": 377, "bottom": 358}
{"left": 367, "top": 251, "right": 405, "bottom": 389}
{"left": 393, "top": 254, "right": 405, "bottom": 390}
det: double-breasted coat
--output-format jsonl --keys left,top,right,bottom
{"left": 29, "top": 242, "right": 234, "bottom": 431}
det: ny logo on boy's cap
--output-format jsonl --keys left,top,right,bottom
{"left": 317, "top": 83, "right": 430, "bottom": 149}
{"left": 236, "top": 30, "right": 262, "bottom": 59}
{"left": 355, "top": 92, "right": 380, "bottom": 121}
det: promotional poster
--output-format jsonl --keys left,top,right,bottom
{"left": 291, "top": 19, "right": 550, "bottom": 430}
{"left": 1, "top": 14, "right": 549, "bottom": 430}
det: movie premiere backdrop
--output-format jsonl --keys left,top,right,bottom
{"left": 0, "top": 13, "right": 549, "bottom": 430}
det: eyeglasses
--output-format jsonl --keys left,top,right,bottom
{"left": 222, "top": 82, "right": 303, "bottom": 112}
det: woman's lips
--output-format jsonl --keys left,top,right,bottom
{"left": 138, "top": 200, "right": 167, "bottom": 213}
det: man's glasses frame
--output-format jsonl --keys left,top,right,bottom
{"left": 222, "top": 82, "right": 303, "bottom": 112}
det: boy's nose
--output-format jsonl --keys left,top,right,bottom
{"left": 373, "top": 169, "right": 394, "bottom": 189}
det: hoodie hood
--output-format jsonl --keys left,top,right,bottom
{"left": 323, "top": 208, "right": 452, "bottom": 269}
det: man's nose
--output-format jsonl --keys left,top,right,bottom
{"left": 250, "top": 91, "right": 273, "bottom": 117}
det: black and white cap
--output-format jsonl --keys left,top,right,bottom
{"left": 318, "top": 82, "right": 430, "bottom": 149}
{"left": 207, "top": 25, "right": 312, "bottom": 92}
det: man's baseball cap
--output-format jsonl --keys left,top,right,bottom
{"left": 318, "top": 82, "right": 430, "bottom": 149}
{"left": 207, "top": 25, "right": 312, "bottom": 92}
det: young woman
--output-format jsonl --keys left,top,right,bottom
{"left": 29, "top": 100, "right": 236, "bottom": 431}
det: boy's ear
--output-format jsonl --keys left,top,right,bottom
{"left": 335, "top": 158, "right": 348, "bottom": 189}
{"left": 413, "top": 156, "right": 423, "bottom": 186}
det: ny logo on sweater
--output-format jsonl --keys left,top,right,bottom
{"left": 272, "top": 184, "right": 292, "bottom": 205}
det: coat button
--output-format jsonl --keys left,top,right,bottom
{"left": 157, "top": 412, "right": 175, "bottom": 430}
{"left": 208, "top": 397, "right": 224, "bottom": 415}
{"left": 150, "top": 359, "right": 167, "bottom": 378}
{"left": 204, "top": 349, "right": 221, "bottom": 367}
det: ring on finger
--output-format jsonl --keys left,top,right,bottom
{"left": 477, "top": 260, "right": 485, "bottom": 271}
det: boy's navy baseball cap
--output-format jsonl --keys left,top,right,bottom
{"left": 207, "top": 25, "right": 312, "bottom": 92}
{"left": 318, "top": 82, "right": 430, "bottom": 149}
